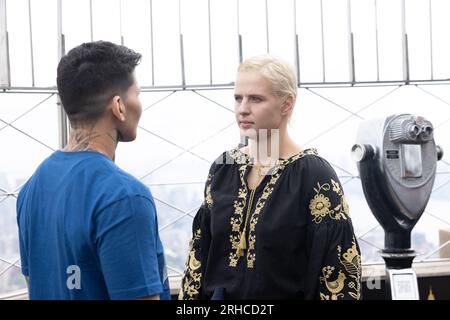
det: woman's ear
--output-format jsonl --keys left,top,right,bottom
{"left": 111, "top": 96, "right": 125, "bottom": 121}
{"left": 281, "top": 96, "right": 295, "bottom": 116}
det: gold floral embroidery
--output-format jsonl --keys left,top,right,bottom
{"left": 202, "top": 174, "right": 214, "bottom": 209}
{"left": 229, "top": 148, "right": 251, "bottom": 165}
{"left": 277, "top": 148, "right": 318, "bottom": 165}
{"left": 247, "top": 172, "right": 282, "bottom": 268}
{"left": 204, "top": 185, "right": 213, "bottom": 209}
{"left": 309, "top": 194, "right": 331, "bottom": 219}
{"left": 319, "top": 238, "right": 361, "bottom": 300}
{"left": 338, "top": 239, "right": 361, "bottom": 300}
{"left": 331, "top": 178, "right": 350, "bottom": 218}
{"left": 179, "top": 229, "right": 202, "bottom": 300}
{"left": 319, "top": 267, "right": 346, "bottom": 300}
{"left": 309, "top": 179, "right": 348, "bottom": 224}
{"left": 228, "top": 148, "right": 318, "bottom": 268}
{"left": 229, "top": 164, "right": 249, "bottom": 267}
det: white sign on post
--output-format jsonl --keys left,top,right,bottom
{"left": 388, "top": 268, "right": 419, "bottom": 300}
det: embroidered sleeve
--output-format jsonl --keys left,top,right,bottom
{"left": 305, "top": 158, "right": 362, "bottom": 300}
{"left": 179, "top": 171, "right": 214, "bottom": 300}
{"left": 316, "top": 234, "right": 362, "bottom": 300}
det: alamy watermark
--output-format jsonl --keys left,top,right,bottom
{"left": 66, "top": 265, "right": 81, "bottom": 290}
{"left": 217, "top": 129, "right": 281, "bottom": 170}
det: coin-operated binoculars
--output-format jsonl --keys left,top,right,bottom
{"left": 352, "top": 114, "right": 443, "bottom": 300}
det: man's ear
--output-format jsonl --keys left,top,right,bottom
{"left": 281, "top": 96, "right": 295, "bottom": 116}
{"left": 111, "top": 95, "right": 125, "bottom": 121}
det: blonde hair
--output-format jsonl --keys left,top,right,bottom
{"left": 238, "top": 55, "right": 297, "bottom": 104}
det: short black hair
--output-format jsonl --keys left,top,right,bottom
{"left": 57, "top": 41, "right": 142, "bottom": 125}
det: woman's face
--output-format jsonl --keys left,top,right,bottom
{"left": 234, "top": 71, "right": 287, "bottom": 139}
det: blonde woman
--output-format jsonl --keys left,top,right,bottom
{"left": 179, "top": 55, "right": 361, "bottom": 300}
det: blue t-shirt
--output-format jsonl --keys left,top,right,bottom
{"left": 17, "top": 150, "right": 171, "bottom": 300}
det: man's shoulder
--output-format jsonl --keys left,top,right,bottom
{"left": 112, "top": 167, "right": 151, "bottom": 198}
{"left": 87, "top": 166, "right": 155, "bottom": 219}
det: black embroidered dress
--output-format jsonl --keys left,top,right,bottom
{"left": 179, "top": 148, "right": 362, "bottom": 300}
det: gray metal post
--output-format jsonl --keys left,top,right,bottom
{"left": 57, "top": 0, "right": 69, "bottom": 148}
{"left": 293, "top": 0, "right": 300, "bottom": 86}
{"left": 429, "top": 0, "right": 434, "bottom": 80}
{"left": 347, "top": 0, "right": 355, "bottom": 83}
{"left": 237, "top": 0, "right": 242, "bottom": 64}
{"left": 0, "top": 0, "right": 10, "bottom": 87}
{"left": 401, "top": 0, "right": 410, "bottom": 83}
{"left": 320, "top": 0, "right": 326, "bottom": 83}
{"left": 178, "top": 0, "right": 185, "bottom": 88}
{"left": 208, "top": 0, "right": 213, "bottom": 84}
{"left": 265, "top": 0, "right": 269, "bottom": 54}
{"left": 374, "top": 0, "right": 380, "bottom": 81}
{"left": 149, "top": 0, "right": 155, "bottom": 86}
{"left": 89, "top": 0, "right": 93, "bottom": 41}
{"left": 27, "top": 0, "right": 35, "bottom": 87}
{"left": 119, "top": 0, "right": 124, "bottom": 45}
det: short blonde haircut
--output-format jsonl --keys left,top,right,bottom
{"left": 238, "top": 55, "right": 297, "bottom": 104}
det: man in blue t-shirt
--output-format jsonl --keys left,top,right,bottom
{"left": 17, "top": 41, "right": 170, "bottom": 300}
